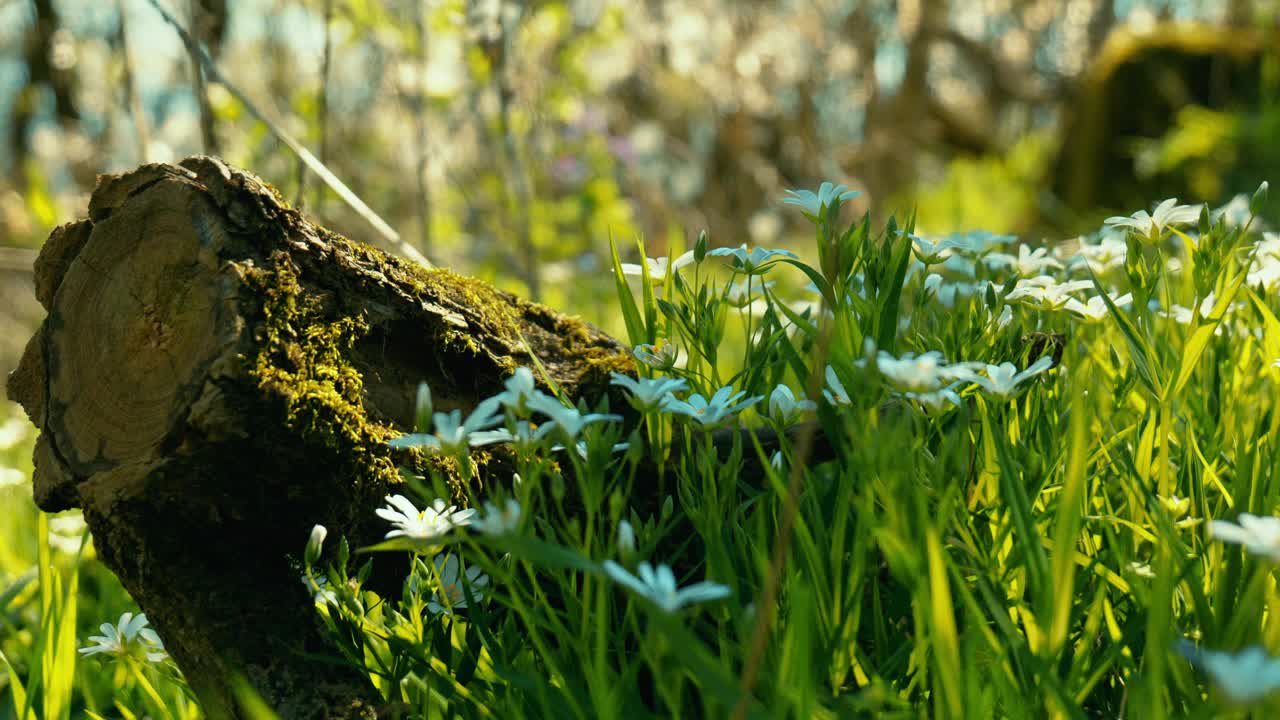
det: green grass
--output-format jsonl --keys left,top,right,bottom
{"left": 5, "top": 185, "right": 1280, "bottom": 718}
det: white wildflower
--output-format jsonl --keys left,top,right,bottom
{"left": 985, "top": 244, "right": 1064, "bottom": 275}
{"left": 619, "top": 250, "right": 697, "bottom": 278}
{"left": 376, "top": 495, "right": 475, "bottom": 541}
{"left": 79, "top": 612, "right": 167, "bottom": 662}
{"left": 389, "top": 397, "right": 504, "bottom": 456}
{"left": 1064, "top": 292, "right": 1133, "bottom": 322}
{"left": 1004, "top": 277, "right": 1094, "bottom": 310}
{"left": 1104, "top": 198, "right": 1201, "bottom": 239}
{"left": 767, "top": 384, "right": 816, "bottom": 426}
{"left": 781, "top": 182, "right": 860, "bottom": 216}
{"left": 475, "top": 499, "right": 521, "bottom": 536}
{"left": 707, "top": 244, "right": 798, "bottom": 274}
{"left": 1210, "top": 513, "right": 1280, "bottom": 562}
{"left": 609, "top": 373, "right": 688, "bottom": 413}
{"left": 1178, "top": 642, "right": 1280, "bottom": 703}
{"left": 822, "top": 365, "right": 851, "bottom": 406}
{"left": 602, "top": 560, "right": 730, "bottom": 613}
{"left": 664, "top": 386, "right": 762, "bottom": 427}
{"left": 427, "top": 554, "right": 489, "bottom": 615}
{"left": 970, "top": 357, "right": 1055, "bottom": 398}
{"left": 634, "top": 341, "right": 679, "bottom": 370}
{"left": 528, "top": 395, "right": 622, "bottom": 440}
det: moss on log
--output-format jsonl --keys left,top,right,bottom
{"left": 6, "top": 157, "right": 633, "bottom": 718}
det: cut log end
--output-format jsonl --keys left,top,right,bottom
{"left": 49, "top": 178, "right": 234, "bottom": 471}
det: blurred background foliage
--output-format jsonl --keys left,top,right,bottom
{"left": 0, "top": 0, "right": 1279, "bottom": 362}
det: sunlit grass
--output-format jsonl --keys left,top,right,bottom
{"left": 6, "top": 182, "right": 1280, "bottom": 718}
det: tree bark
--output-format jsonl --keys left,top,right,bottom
{"left": 5, "top": 156, "right": 633, "bottom": 718}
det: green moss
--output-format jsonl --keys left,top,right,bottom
{"left": 242, "top": 254, "right": 400, "bottom": 493}
{"left": 238, "top": 231, "right": 633, "bottom": 501}
{"left": 324, "top": 233, "right": 524, "bottom": 371}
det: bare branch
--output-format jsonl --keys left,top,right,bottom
{"left": 115, "top": 0, "right": 151, "bottom": 163}
{"left": 142, "top": 0, "right": 432, "bottom": 269}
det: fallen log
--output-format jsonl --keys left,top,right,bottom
{"left": 5, "top": 157, "right": 635, "bottom": 718}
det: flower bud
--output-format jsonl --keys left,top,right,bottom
{"left": 617, "top": 520, "right": 636, "bottom": 554}
{"left": 1251, "top": 181, "right": 1269, "bottom": 218}
{"left": 305, "top": 524, "right": 328, "bottom": 566}
{"left": 694, "top": 229, "right": 708, "bottom": 263}
{"left": 415, "top": 382, "right": 433, "bottom": 432}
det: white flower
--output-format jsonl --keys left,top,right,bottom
{"left": 922, "top": 274, "right": 980, "bottom": 308}
{"left": 301, "top": 573, "right": 339, "bottom": 607}
{"left": 931, "top": 230, "right": 1013, "bottom": 257}
{"left": 984, "top": 244, "right": 1064, "bottom": 276}
{"left": 1250, "top": 255, "right": 1280, "bottom": 293}
{"left": 79, "top": 612, "right": 167, "bottom": 662}
{"left": 911, "top": 235, "right": 952, "bottom": 265}
{"left": 1158, "top": 292, "right": 1217, "bottom": 325}
{"left": 724, "top": 279, "right": 775, "bottom": 308}
{"left": 469, "top": 420, "right": 555, "bottom": 451}
{"left": 664, "top": 386, "right": 762, "bottom": 427}
{"left": 602, "top": 560, "right": 730, "bottom": 613}
{"left": 427, "top": 554, "right": 489, "bottom": 615}
{"left": 781, "top": 181, "right": 860, "bottom": 216}
{"left": 767, "top": 385, "right": 815, "bottom": 426}
{"left": 48, "top": 512, "right": 88, "bottom": 554}
{"left": 633, "top": 341, "right": 679, "bottom": 370}
{"left": 996, "top": 304, "right": 1013, "bottom": 328}
{"left": 528, "top": 395, "right": 622, "bottom": 439}
{"left": 1212, "top": 193, "right": 1255, "bottom": 229}
{"left": 475, "top": 499, "right": 521, "bottom": 536}
{"left": 900, "top": 386, "right": 963, "bottom": 410}
{"left": 610, "top": 373, "right": 688, "bottom": 413}
{"left": 376, "top": 495, "right": 476, "bottom": 541}
{"left": 495, "top": 367, "right": 544, "bottom": 416}
{"left": 1179, "top": 642, "right": 1280, "bottom": 703}
{"left": 0, "top": 416, "right": 32, "bottom": 451}
{"left": 1064, "top": 292, "right": 1133, "bottom": 322}
{"left": 1068, "top": 233, "right": 1128, "bottom": 273}
{"left": 555, "top": 439, "right": 631, "bottom": 460}
{"left": 970, "top": 357, "right": 1055, "bottom": 398}
{"left": 1210, "top": 513, "right": 1280, "bottom": 561}
{"left": 619, "top": 250, "right": 697, "bottom": 278}
{"left": 770, "top": 450, "right": 785, "bottom": 470}
{"left": 822, "top": 365, "right": 851, "bottom": 406}
{"left": 1272, "top": 358, "right": 1280, "bottom": 369}
{"left": 876, "top": 351, "right": 954, "bottom": 393}
{"left": 1105, "top": 198, "right": 1201, "bottom": 239}
{"left": 707, "top": 244, "right": 798, "bottom": 274}
{"left": 616, "top": 520, "right": 636, "bottom": 554}
{"left": 389, "top": 397, "right": 504, "bottom": 456}
{"left": 1256, "top": 232, "right": 1280, "bottom": 262}
{"left": 1127, "top": 561, "right": 1156, "bottom": 578}
{"left": 0, "top": 467, "right": 26, "bottom": 488}
{"left": 1004, "top": 277, "right": 1094, "bottom": 310}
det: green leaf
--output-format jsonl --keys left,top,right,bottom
{"left": 607, "top": 231, "right": 647, "bottom": 347}
{"left": 230, "top": 674, "right": 283, "bottom": 720}
{"left": 926, "top": 527, "right": 963, "bottom": 719}
{"left": 0, "top": 647, "right": 28, "bottom": 719}
{"left": 777, "top": 258, "right": 835, "bottom": 309}
{"left": 1089, "top": 270, "right": 1163, "bottom": 400}
{"left": 875, "top": 227, "right": 914, "bottom": 354}
{"left": 501, "top": 536, "right": 599, "bottom": 573}
{"left": 1171, "top": 269, "right": 1246, "bottom": 398}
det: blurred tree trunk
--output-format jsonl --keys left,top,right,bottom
{"left": 8, "top": 0, "right": 79, "bottom": 186}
